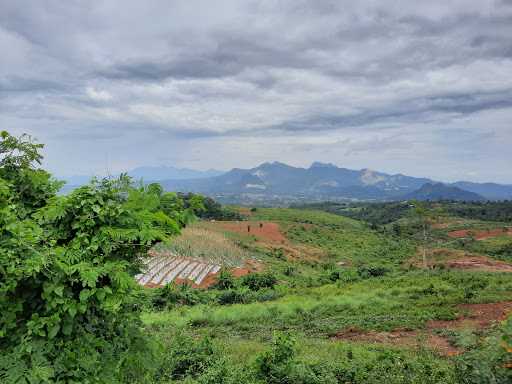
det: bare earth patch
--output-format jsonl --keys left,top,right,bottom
{"left": 407, "top": 248, "right": 512, "bottom": 272}
{"left": 448, "top": 228, "right": 512, "bottom": 240}
{"left": 216, "top": 221, "right": 288, "bottom": 243}
{"left": 334, "top": 302, "right": 512, "bottom": 356}
{"left": 334, "top": 328, "right": 461, "bottom": 356}
{"left": 211, "top": 220, "right": 325, "bottom": 262}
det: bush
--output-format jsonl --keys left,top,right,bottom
{"left": 216, "top": 287, "right": 283, "bottom": 305}
{"left": 217, "top": 288, "right": 249, "bottom": 305}
{"left": 268, "top": 247, "right": 286, "bottom": 260}
{"left": 255, "top": 332, "right": 337, "bottom": 384}
{"left": 213, "top": 269, "right": 237, "bottom": 290}
{"left": 357, "top": 265, "right": 389, "bottom": 278}
{"left": 242, "top": 273, "right": 278, "bottom": 291}
{"left": 159, "top": 335, "right": 216, "bottom": 380}
{"left": 152, "top": 282, "right": 210, "bottom": 309}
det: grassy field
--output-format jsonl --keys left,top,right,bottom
{"left": 141, "top": 206, "right": 512, "bottom": 383}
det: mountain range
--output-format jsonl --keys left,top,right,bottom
{"left": 59, "top": 161, "right": 512, "bottom": 203}
{"left": 156, "top": 161, "right": 512, "bottom": 203}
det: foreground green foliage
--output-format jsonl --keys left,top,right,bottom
{"left": 0, "top": 132, "right": 181, "bottom": 383}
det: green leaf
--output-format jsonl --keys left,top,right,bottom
{"left": 79, "top": 289, "right": 90, "bottom": 302}
{"left": 54, "top": 286, "right": 64, "bottom": 297}
{"left": 68, "top": 304, "right": 77, "bottom": 318}
{"left": 48, "top": 324, "right": 60, "bottom": 339}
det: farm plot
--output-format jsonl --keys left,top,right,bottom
{"left": 135, "top": 253, "right": 221, "bottom": 288}
{"left": 137, "top": 223, "right": 257, "bottom": 288}
{"left": 154, "top": 225, "right": 250, "bottom": 267}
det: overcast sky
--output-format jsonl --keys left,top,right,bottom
{"left": 1, "top": 0, "right": 512, "bottom": 183}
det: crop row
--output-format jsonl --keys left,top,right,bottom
{"left": 135, "top": 255, "right": 221, "bottom": 287}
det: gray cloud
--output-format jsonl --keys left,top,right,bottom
{"left": 0, "top": 0, "right": 512, "bottom": 182}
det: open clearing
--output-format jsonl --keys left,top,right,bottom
{"left": 334, "top": 302, "right": 512, "bottom": 356}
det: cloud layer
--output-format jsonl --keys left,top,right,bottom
{"left": 1, "top": 0, "right": 511, "bottom": 182}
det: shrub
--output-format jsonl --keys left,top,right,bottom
{"left": 153, "top": 282, "right": 210, "bottom": 309}
{"left": 268, "top": 247, "right": 286, "bottom": 260}
{"left": 217, "top": 288, "right": 249, "bottom": 305}
{"left": 255, "top": 332, "right": 337, "bottom": 384}
{"left": 357, "top": 265, "right": 389, "bottom": 278}
{"left": 159, "top": 335, "right": 216, "bottom": 380}
{"left": 214, "top": 269, "right": 237, "bottom": 290}
{"left": 328, "top": 269, "right": 342, "bottom": 282}
{"left": 242, "top": 272, "right": 278, "bottom": 291}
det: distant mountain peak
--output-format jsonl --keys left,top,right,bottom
{"left": 310, "top": 161, "right": 337, "bottom": 169}
{"left": 259, "top": 161, "right": 293, "bottom": 168}
{"left": 404, "top": 182, "right": 485, "bottom": 201}
{"left": 360, "top": 168, "right": 386, "bottom": 185}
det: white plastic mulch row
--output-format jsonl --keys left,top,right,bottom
{"left": 178, "top": 262, "right": 198, "bottom": 279}
{"left": 151, "top": 258, "right": 183, "bottom": 285}
{"left": 187, "top": 263, "right": 207, "bottom": 281}
{"left": 137, "top": 256, "right": 170, "bottom": 285}
{"left": 136, "top": 254, "right": 223, "bottom": 287}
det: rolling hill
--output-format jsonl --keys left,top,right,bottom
{"left": 402, "top": 183, "right": 485, "bottom": 201}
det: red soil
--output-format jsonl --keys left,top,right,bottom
{"left": 448, "top": 228, "right": 512, "bottom": 240}
{"left": 334, "top": 328, "right": 461, "bottom": 356}
{"left": 427, "top": 302, "right": 512, "bottom": 330}
{"left": 408, "top": 248, "right": 512, "bottom": 272}
{"left": 216, "top": 221, "right": 287, "bottom": 243}
{"left": 334, "top": 301, "right": 512, "bottom": 356}
{"left": 445, "top": 256, "right": 512, "bottom": 272}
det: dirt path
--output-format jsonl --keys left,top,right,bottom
{"left": 334, "top": 301, "right": 512, "bottom": 356}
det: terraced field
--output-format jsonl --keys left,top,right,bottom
{"left": 135, "top": 252, "right": 221, "bottom": 288}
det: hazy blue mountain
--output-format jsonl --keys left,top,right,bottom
{"left": 159, "top": 161, "right": 509, "bottom": 202}
{"left": 159, "top": 161, "right": 434, "bottom": 200}
{"left": 60, "top": 161, "right": 511, "bottom": 202}
{"left": 402, "top": 183, "right": 485, "bottom": 202}
{"left": 452, "top": 181, "right": 512, "bottom": 200}
{"left": 58, "top": 166, "right": 224, "bottom": 193}
{"left": 126, "top": 166, "right": 224, "bottom": 181}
